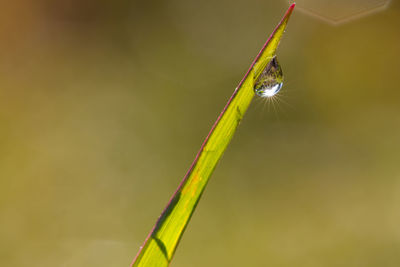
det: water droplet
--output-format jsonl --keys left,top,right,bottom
{"left": 254, "top": 56, "right": 283, "bottom": 97}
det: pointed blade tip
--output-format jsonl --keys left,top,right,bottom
{"left": 286, "top": 3, "right": 296, "bottom": 19}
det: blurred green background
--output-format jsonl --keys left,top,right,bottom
{"left": 1, "top": 1, "right": 400, "bottom": 266}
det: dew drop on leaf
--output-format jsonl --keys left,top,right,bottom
{"left": 254, "top": 56, "right": 284, "bottom": 97}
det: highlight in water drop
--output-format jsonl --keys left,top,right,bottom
{"left": 254, "top": 56, "right": 284, "bottom": 97}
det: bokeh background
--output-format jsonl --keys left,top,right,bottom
{"left": 1, "top": 0, "right": 400, "bottom": 266}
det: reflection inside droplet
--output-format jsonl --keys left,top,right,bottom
{"left": 255, "top": 82, "right": 283, "bottom": 97}
{"left": 254, "top": 56, "right": 284, "bottom": 98}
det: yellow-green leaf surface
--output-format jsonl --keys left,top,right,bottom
{"left": 132, "top": 4, "right": 295, "bottom": 267}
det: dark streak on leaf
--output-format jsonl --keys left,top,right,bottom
{"left": 236, "top": 106, "right": 243, "bottom": 125}
{"left": 153, "top": 237, "right": 170, "bottom": 262}
{"left": 153, "top": 192, "right": 181, "bottom": 234}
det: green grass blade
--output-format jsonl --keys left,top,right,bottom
{"left": 132, "top": 4, "right": 295, "bottom": 266}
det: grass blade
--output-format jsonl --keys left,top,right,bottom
{"left": 132, "top": 4, "right": 295, "bottom": 266}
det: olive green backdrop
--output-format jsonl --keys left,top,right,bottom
{"left": 1, "top": 1, "right": 400, "bottom": 266}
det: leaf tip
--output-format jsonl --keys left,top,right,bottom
{"left": 287, "top": 3, "right": 296, "bottom": 18}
